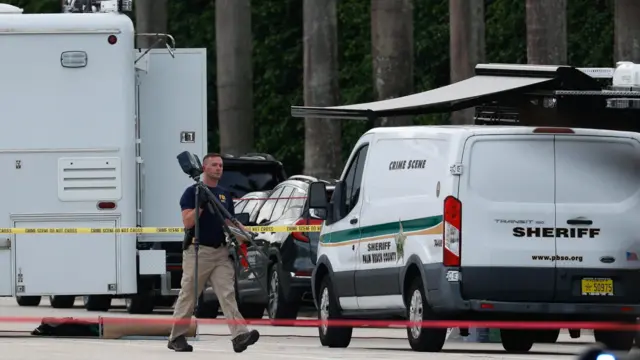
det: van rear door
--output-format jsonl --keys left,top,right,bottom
{"left": 553, "top": 134, "right": 640, "bottom": 304}
{"left": 458, "top": 134, "right": 556, "bottom": 302}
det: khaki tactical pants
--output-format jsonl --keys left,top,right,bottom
{"left": 169, "top": 244, "right": 249, "bottom": 340}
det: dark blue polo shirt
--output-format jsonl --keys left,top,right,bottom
{"left": 180, "top": 184, "right": 235, "bottom": 248}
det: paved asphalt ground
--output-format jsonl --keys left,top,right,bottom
{"left": 0, "top": 297, "right": 622, "bottom": 360}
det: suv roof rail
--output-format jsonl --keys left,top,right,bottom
{"left": 288, "top": 175, "right": 318, "bottom": 183}
{"left": 240, "top": 152, "right": 279, "bottom": 161}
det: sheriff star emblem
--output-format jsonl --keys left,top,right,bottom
{"left": 394, "top": 221, "right": 406, "bottom": 263}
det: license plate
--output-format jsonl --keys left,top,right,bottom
{"left": 581, "top": 277, "right": 614, "bottom": 296}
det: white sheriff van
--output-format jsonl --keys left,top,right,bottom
{"left": 302, "top": 124, "right": 640, "bottom": 353}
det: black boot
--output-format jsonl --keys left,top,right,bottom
{"left": 168, "top": 335, "right": 193, "bottom": 352}
{"left": 232, "top": 330, "right": 260, "bottom": 353}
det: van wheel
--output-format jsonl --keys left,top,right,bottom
{"left": 49, "top": 295, "right": 76, "bottom": 309}
{"left": 318, "top": 275, "right": 352, "bottom": 348}
{"left": 83, "top": 295, "right": 111, "bottom": 312}
{"left": 595, "top": 330, "right": 634, "bottom": 351}
{"left": 16, "top": 296, "right": 40, "bottom": 307}
{"left": 535, "top": 329, "right": 559, "bottom": 343}
{"left": 406, "top": 277, "right": 447, "bottom": 352}
{"left": 267, "top": 265, "right": 299, "bottom": 321}
{"left": 500, "top": 329, "right": 534, "bottom": 353}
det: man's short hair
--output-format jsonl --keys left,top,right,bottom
{"left": 202, "top": 152, "right": 222, "bottom": 164}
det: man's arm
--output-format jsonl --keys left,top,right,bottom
{"left": 180, "top": 187, "right": 203, "bottom": 229}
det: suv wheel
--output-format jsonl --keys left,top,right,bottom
{"left": 406, "top": 277, "right": 447, "bottom": 352}
{"left": 595, "top": 329, "right": 634, "bottom": 351}
{"left": 267, "top": 265, "right": 299, "bottom": 321}
{"left": 500, "top": 329, "right": 534, "bottom": 353}
{"left": 195, "top": 300, "right": 220, "bottom": 318}
{"left": 318, "top": 275, "right": 352, "bottom": 348}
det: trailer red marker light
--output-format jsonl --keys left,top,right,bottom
{"left": 108, "top": 35, "right": 117, "bottom": 45}
{"left": 97, "top": 201, "right": 116, "bottom": 210}
{"left": 480, "top": 303, "right": 494, "bottom": 309}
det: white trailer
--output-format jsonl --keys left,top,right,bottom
{"left": 0, "top": 1, "right": 206, "bottom": 312}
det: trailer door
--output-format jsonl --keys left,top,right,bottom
{"left": 136, "top": 48, "right": 208, "bottom": 245}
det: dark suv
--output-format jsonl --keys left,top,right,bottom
{"left": 200, "top": 175, "right": 335, "bottom": 320}
{"left": 218, "top": 153, "right": 288, "bottom": 199}
{"left": 128, "top": 153, "right": 287, "bottom": 314}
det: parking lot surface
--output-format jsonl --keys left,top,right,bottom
{"left": 0, "top": 297, "right": 608, "bottom": 360}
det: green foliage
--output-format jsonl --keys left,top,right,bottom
{"left": 8, "top": 0, "right": 617, "bottom": 175}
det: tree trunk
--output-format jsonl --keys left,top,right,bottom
{"left": 303, "top": 0, "right": 342, "bottom": 180}
{"left": 371, "top": 0, "right": 414, "bottom": 127}
{"left": 449, "top": 0, "right": 485, "bottom": 125}
{"left": 216, "top": 0, "right": 254, "bottom": 156}
{"left": 525, "top": 0, "right": 567, "bottom": 65}
{"left": 614, "top": 0, "right": 640, "bottom": 63}
{"left": 134, "top": 0, "right": 168, "bottom": 49}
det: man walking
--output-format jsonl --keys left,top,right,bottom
{"left": 168, "top": 153, "right": 260, "bottom": 353}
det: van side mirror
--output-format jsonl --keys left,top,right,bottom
{"left": 235, "top": 212, "right": 250, "bottom": 225}
{"left": 308, "top": 182, "right": 328, "bottom": 210}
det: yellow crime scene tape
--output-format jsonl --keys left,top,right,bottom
{"left": 0, "top": 225, "right": 322, "bottom": 234}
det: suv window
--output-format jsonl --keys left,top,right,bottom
{"left": 256, "top": 188, "right": 283, "bottom": 224}
{"left": 270, "top": 186, "right": 294, "bottom": 221}
{"left": 219, "top": 161, "right": 287, "bottom": 198}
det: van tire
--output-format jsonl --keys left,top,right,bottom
{"left": 594, "top": 330, "right": 634, "bottom": 351}
{"left": 317, "top": 275, "right": 352, "bottom": 348}
{"left": 406, "top": 277, "right": 447, "bottom": 352}
{"left": 500, "top": 329, "right": 534, "bottom": 353}
{"left": 16, "top": 296, "right": 41, "bottom": 307}
{"left": 49, "top": 295, "right": 76, "bottom": 309}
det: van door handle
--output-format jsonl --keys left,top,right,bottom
{"left": 350, "top": 217, "right": 358, "bottom": 225}
{"left": 567, "top": 219, "right": 593, "bottom": 225}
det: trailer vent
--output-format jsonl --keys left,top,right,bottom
{"left": 58, "top": 157, "right": 122, "bottom": 202}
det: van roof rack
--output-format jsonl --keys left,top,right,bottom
{"left": 474, "top": 103, "right": 521, "bottom": 125}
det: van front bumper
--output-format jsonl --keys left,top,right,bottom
{"left": 425, "top": 265, "right": 640, "bottom": 317}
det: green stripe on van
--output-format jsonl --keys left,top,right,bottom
{"left": 320, "top": 215, "right": 443, "bottom": 244}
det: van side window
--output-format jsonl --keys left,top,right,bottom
{"left": 344, "top": 144, "right": 369, "bottom": 215}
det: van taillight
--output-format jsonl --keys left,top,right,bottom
{"left": 443, "top": 196, "right": 461, "bottom": 267}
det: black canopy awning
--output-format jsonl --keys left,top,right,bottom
{"left": 290, "top": 64, "right": 603, "bottom": 120}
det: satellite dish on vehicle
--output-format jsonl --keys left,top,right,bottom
{"left": 0, "top": 3, "right": 24, "bottom": 14}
